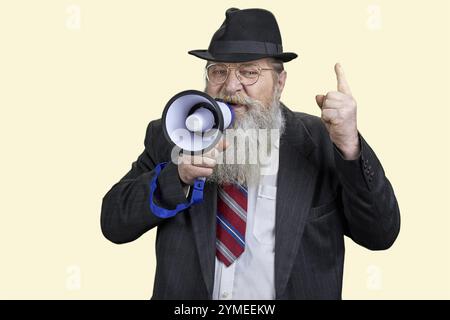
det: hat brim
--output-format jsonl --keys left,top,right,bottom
{"left": 188, "top": 50, "right": 298, "bottom": 63}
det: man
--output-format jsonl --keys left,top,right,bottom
{"left": 101, "top": 8, "right": 400, "bottom": 300}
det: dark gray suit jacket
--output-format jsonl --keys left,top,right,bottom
{"left": 101, "top": 104, "right": 400, "bottom": 300}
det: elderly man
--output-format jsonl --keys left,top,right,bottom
{"left": 101, "top": 8, "right": 400, "bottom": 300}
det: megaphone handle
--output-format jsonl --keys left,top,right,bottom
{"left": 149, "top": 162, "right": 206, "bottom": 218}
{"left": 191, "top": 177, "right": 206, "bottom": 202}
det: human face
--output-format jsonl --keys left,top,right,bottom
{"left": 205, "top": 58, "right": 286, "bottom": 117}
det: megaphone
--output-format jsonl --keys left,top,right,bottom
{"left": 162, "top": 90, "right": 234, "bottom": 154}
{"left": 149, "top": 90, "right": 234, "bottom": 219}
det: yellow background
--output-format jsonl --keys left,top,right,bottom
{"left": 0, "top": 0, "right": 448, "bottom": 299}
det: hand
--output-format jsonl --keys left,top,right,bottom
{"left": 177, "top": 139, "right": 229, "bottom": 185}
{"left": 315, "top": 63, "right": 360, "bottom": 160}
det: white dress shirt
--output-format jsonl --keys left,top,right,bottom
{"left": 212, "top": 137, "right": 279, "bottom": 300}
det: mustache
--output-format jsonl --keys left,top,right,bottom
{"left": 214, "top": 93, "right": 260, "bottom": 107}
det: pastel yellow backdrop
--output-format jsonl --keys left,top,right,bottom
{"left": 0, "top": 0, "right": 448, "bottom": 299}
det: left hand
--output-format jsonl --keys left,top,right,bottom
{"left": 315, "top": 63, "right": 360, "bottom": 160}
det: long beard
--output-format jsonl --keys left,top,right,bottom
{"left": 207, "top": 87, "right": 285, "bottom": 186}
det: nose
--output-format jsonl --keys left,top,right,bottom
{"left": 224, "top": 68, "right": 243, "bottom": 95}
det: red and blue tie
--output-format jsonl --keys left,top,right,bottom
{"left": 216, "top": 183, "right": 248, "bottom": 267}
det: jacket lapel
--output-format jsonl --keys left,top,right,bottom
{"left": 189, "top": 181, "right": 217, "bottom": 298}
{"left": 275, "top": 106, "right": 317, "bottom": 298}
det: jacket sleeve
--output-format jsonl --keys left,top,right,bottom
{"left": 333, "top": 134, "right": 401, "bottom": 250}
{"left": 100, "top": 121, "right": 188, "bottom": 244}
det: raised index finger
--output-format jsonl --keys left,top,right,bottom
{"left": 335, "top": 63, "right": 352, "bottom": 96}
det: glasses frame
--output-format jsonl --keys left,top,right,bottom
{"left": 205, "top": 63, "right": 274, "bottom": 86}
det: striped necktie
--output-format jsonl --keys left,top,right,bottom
{"left": 216, "top": 183, "right": 248, "bottom": 267}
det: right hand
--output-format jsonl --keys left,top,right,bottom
{"left": 178, "top": 139, "right": 229, "bottom": 185}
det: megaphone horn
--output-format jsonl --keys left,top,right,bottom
{"left": 162, "top": 90, "right": 234, "bottom": 154}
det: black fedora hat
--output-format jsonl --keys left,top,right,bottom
{"left": 188, "top": 8, "right": 298, "bottom": 63}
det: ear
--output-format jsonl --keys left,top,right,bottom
{"left": 276, "top": 70, "right": 287, "bottom": 96}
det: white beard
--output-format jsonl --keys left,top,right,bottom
{"left": 207, "top": 86, "right": 285, "bottom": 186}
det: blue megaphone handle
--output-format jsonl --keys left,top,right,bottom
{"left": 149, "top": 162, "right": 205, "bottom": 218}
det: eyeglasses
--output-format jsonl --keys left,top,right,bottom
{"left": 206, "top": 63, "right": 273, "bottom": 86}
